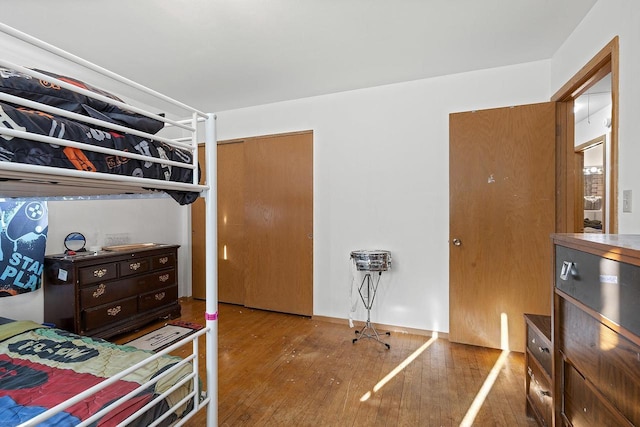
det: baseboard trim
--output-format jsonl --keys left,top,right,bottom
{"left": 311, "top": 314, "right": 448, "bottom": 340}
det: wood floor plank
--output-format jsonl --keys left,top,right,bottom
{"left": 116, "top": 298, "right": 538, "bottom": 426}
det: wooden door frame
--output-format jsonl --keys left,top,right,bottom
{"left": 552, "top": 36, "right": 619, "bottom": 233}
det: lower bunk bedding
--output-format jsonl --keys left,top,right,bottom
{"left": 0, "top": 317, "right": 196, "bottom": 426}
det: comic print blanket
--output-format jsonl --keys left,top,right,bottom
{"left": 0, "top": 67, "right": 199, "bottom": 205}
{"left": 0, "top": 318, "right": 194, "bottom": 426}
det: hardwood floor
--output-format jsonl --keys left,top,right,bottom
{"left": 118, "top": 298, "right": 537, "bottom": 426}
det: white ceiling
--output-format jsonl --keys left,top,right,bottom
{"left": 2, "top": 0, "right": 597, "bottom": 112}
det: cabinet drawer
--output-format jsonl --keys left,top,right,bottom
{"left": 152, "top": 252, "right": 175, "bottom": 270}
{"left": 527, "top": 323, "right": 552, "bottom": 375}
{"left": 134, "top": 269, "right": 176, "bottom": 293}
{"left": 119, "top": 257, "right": 150, "bottom": 277}
{"left": 82, "top": 297, "right": 137, "bottom": 331}
{"left": 80, "top": 280, "right": 135, "bottom": 309}
{"left": 563, "top": 362, "right": 629, "bottom": 426}
{"left": 559, "top": 298, "right": 640, "bottom": 425}
{"left": 527, "top": 357, "right": 552, "bottom": 426}
{"left": 556, "top": 245, "right": 640, "bottom": 337}
{"left": 78, "top": 262, "right": 117, "bottom": 285}
{"left": 139, "top": 285, "right": 178, "bottom": 312}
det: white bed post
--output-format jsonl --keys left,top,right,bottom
{"left": 204, "top": 113, "right": 218, "bottom": 427}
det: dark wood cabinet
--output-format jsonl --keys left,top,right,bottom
{"left": 44, "top": 244, "right": 180, "bottom": 339}
{"left": 525, "top": 313, "right": 553, "bottom": 426}
{"left": 553, "top": 234, "right": 640, "bottom": 426}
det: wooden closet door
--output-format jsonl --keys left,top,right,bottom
{"left": 244, "top": 132, "right": 313, "bottom": 316}
{"left": 191, "top": 145, "right": 206, "bottom": 300}
{"left": 191, "top": 143, "right": 245, "bottom": 304}
{"left": 217, "top": 142, "right": 246, "bottom": 304}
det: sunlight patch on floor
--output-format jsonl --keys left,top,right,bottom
{"left": 459, "top": 312, "right": 510, "bottom": 426}
{"left": 360, "top": 332, "right": 438, "bottom": 402}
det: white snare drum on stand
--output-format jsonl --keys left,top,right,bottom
{"left": 350, "top": 249, "right": 392, "bottom": 349}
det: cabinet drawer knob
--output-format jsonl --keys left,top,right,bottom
{"left": 539, "top": 390, "right": 551, "bottom": 397}
{"left": 129, "top": 262, "right": 141, "bottom": 271}
{"left": 537, "top": 346, "right": 550, "bottom": 354}
{"left": 155, "top": 292, "right": 166, "bottom": 301}
{"left": 159, "top": 273, "right": 170, "bottom": 282}
{"left": 94, "top": 268, "right": 107, "bottom": 278}
{"left": 159, "top": 256, "right": 169, "bottom": 264}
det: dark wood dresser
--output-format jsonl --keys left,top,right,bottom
{"left": 553, "top": 234, "right": 640, "bottom": 426}
{"left": 44, "top": 244, "right": 181, "bottom": 339}
{"left": 525, "top": 313, "right": 553, "bottom": 426}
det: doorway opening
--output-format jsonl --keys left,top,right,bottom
{"left": 552, "top": 37, "right": 618, "bottom": 233}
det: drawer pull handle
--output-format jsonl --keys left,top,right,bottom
{"left": 537, "top": 346, "right": 550, "bottom": 354}
{"left": 129, "top": 262, "right": 141, "bottom": 271}
{"left": 93, "top": 284, "right": 106, "bottom": 298}
{"left": 560, "top": 261, "right": 576, "bottom": 280}
{"left": 94, "top": 268, "right": 108, "bottom": 278}
{"left": 155, "top": 292, "right": 166, "bottom": 301}
{"left": 539, "top": 390, "right": 551, "bottom": 397}
{"left": 159, "top": 274, "right": 170, "bottom": 282}
{"left": 159, "top": 256, "right": 169, "bottom": 264}
{"left": 107, "top": 305, "right": 121, "bottom": 316}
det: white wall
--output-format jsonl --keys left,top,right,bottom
{"left": 0, "top": 197, "right": 190, "bottom": 321}
{"left": 551, "top": 0, "right": 640, "bottom": 231}
{"left": 214, "top": 60, "right": 551, "bottom": 333}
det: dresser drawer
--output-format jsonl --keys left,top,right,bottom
{"left": 79, "top": 280, "right": 136, "bottom": 309}
{"left": 556, "top": 245, "right": 640, "bottom": 337}
{"left": 563, "top": 362, "right": 629, "bottom": 426}
{"left": 152, "top": 252, "right": 175, "bottom": 270}
{"left": 527, "top": 357, "right": 552, "bottom": 426}
{"left": 78, "top": 262, "right": 118, "bottom": 285}
{"left": 119, "top": 257, "right": 150, "bottom": 277}
{"left": 82, "top": 296, "right": 137, "bottom": 331}
{"left": 559, "top": 298, "right": 640, "bottom": 425}
{"left": 139, "top": 285, "right": 178, "bottom": 312}
{"left": 133, "top": 269, "right": 176, "bottom": 293}
{"left": 527, "top": 323, "right": 552, "bottom": 375}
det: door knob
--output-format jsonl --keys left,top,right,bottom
{"left": 452, "top": 238, "right": 462, "bottom": 246}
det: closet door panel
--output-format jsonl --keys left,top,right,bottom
{"left": 191, "top": 143, "right": 245, "bottom": 304}
{"left": 191, "top": 145, "right": 206, "bottom": 300}
{"left": 218, "top": 142, "right": 246, "bottom": 304}
{"left": 244, "top": 132, "right": 313, "bottom": 316}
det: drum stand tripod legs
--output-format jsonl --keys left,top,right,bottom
{"left": 353, "top": 271, "right": 391, "bottom": 349}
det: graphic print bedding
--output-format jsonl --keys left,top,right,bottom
{"left": 0, "top": 67, "right": 199, "bottom": 205}
{"left": 0, "top": 318, "right": 193, "bottom": 426}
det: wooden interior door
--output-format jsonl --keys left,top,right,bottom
{"left": 192, "top": 143, "right": 246, "bottom": 303}
{"left": 244, "top": 132, "right": 313, "bottom": 316}
{"left": 574, "top": 151, "right": 585, "bottom": 232}
{"left": 449, "top": 102, "right": 556, "bottom": 352}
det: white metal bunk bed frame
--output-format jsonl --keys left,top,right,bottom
{"left": 0, "top": 23, "right": 218, "bottom": 427}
